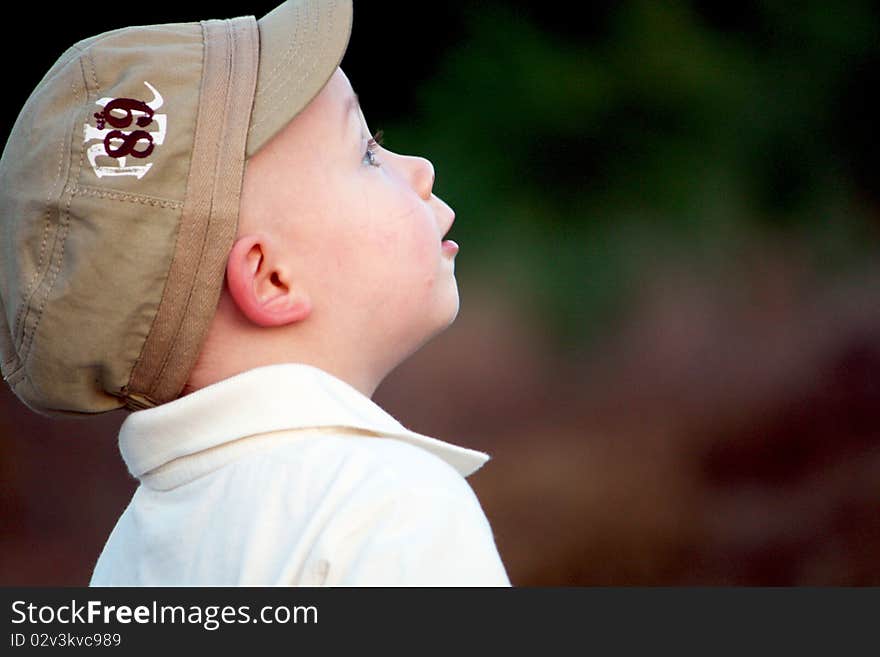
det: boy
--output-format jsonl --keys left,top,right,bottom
{"left": 0, "top": 0, "right": 511, "bottom": 586}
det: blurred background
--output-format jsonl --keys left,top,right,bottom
{"left": 2, "top": 0, "right": 880, "bottom": 585}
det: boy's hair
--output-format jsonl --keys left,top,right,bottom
{"left": 0, "top": 1, "right": 352, "bottom": 419}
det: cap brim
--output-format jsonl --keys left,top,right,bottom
{"left": 245, "top": 0, "right": 353, "bottom": 159}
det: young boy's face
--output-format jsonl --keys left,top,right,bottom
{"left": 233, "top": 67, "right": 459, "bottom": 381}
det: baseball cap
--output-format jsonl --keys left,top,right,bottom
{"left": 0, "top": 0, "right": 353, "bottom": 418}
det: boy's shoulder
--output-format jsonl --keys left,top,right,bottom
{"left": 207, "top": 428, "right": 494, "bottom": 547}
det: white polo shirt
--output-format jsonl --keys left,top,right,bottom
{"left": 89, "top": 362, "right": 511, "bottom": 586}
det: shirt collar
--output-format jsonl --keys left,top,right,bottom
{"left": 119, "top": 362, "right": 490, "bottom": 483}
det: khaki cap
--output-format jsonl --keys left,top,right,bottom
{"left": 0, "top": 0, "right": 353, "bottom": 418}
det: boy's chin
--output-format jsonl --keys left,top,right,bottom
{"left": 440, "top": 284, "right": 460, "bottom": 326}
{"left": 422, "top": 292, "right": 460, "bottom": 342}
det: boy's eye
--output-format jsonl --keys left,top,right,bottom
{"left": 363, "top": 129, "right": 384, "bottom": 167}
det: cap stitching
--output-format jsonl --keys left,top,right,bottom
{"left": 1, "top": 352, "right": 17, "bottom": 369}
{"left": 248, "top": 1, "right": 307, "bottom": 129}
{"left": 17, "top": 57, "right": 89, "bottom": 369}
{"left": 264, "top": 0, "right": 329, "bottom": 121}
{"left": 5, "top": 365, "right": 25, "bottom": 387}
{"left": 1, "top": 366, "right": 18, "bottom": 380}
{"left": 249, "top": 0, "right": 328, "bottom": 134}
{"left": 67, "top": 184, "right": 184, "bottom": 210}
{"left": 11, "top": 62, "right": 79, "bottom": 348}
{"left": 150, "top": 19, "right": 237, "bottom": 392}
{"left": 18, "top": 157, "right": 76, "bottom": 368}
{"left": 6, "top": 362, "right": 30, "bottom": 389}
{"left": 85, "top": 49, "right": 101, "bottom": 100}
{"left": 151, "top": 21, "right": 234, "bottom": 390}
{"left": 120, "top": 20, "right": 217, "bottom": 404}
{"left": 251, "top": 0, "right": 315, "bottom": 118}
{"left": 11, "top": 167, "right": 63, "bottom": 350}
{"left": 256, "top": 0, "right": 303, "bottom": 96}
{"left": 1, "top": 277, "right": 22, "bottom": 372}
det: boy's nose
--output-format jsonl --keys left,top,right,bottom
{"left": 402, "top": 154, "right": 435, "bottom": 200}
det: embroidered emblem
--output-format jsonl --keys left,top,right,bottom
{"left": 83, "top": 81, "right": 167, "bottom": 180}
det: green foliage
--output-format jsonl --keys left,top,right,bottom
{"left": 381, "top": 0, "right": 880, "bottom": 349}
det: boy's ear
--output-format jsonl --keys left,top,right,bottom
{"left": 225, "top": 233, "right": 312, "bottom": 328}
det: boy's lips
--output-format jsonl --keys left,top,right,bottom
{"left": 442, "top": 239, "right": 459, "bottom": 256}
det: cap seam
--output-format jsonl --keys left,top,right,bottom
{"left": 11, "top": 58, "right": 80, "bottom": 349}
{"left": 16, "top": 55, "right": 89, "bottom": 372}
{"left": 250, "top": 0, "right": 316, "bottom": 126}
{"left": 124, "top": 16, "right": 258, "bottom": 407}
{"left": 120, "top": 21, "right": 214, "bottom": 403}
{"left": 1, "top": 291, "right": 21, "bottom": 371}
{"left": 146, "top": 19, "right": 236, "bottom": 394}
{"left": 248, "top": 0, "right": 311, "bottom": 131}
{"left": 84, "top": 48, "right": 101, "bottom": 101}
{"left": 67, "top": 183, "right": 184, "bottom": 210}
{"left": 255, "top": 0, "right": 303, "bottom": 96}
{"left": 249, "top": 2, "right": 306, "bottom": 124}
{"left": 1, "top": 352, "right": 18, "bottom": 370}
{"left": 3, "top": 363, "right": 22, "bottom": 382}
{"left": 249, "top": 0, "right": 328, "bottom": 135}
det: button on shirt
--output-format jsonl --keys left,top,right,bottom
{"left": 89, "top": 363, "right": 511, "bottom": 586}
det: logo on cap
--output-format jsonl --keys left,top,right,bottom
{"left": 83, "top": 81, "right": 167, "bottom": 180}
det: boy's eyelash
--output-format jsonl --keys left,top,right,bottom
{"left": 364, "top": 129, "right": 384, "bottom": 167}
